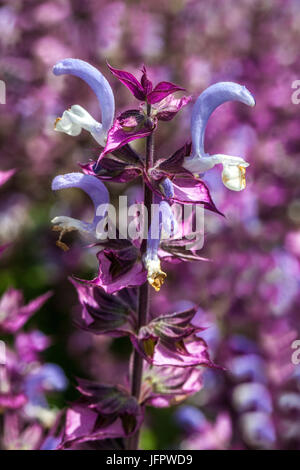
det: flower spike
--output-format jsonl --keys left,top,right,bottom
{"left": 184, "top": 82, "right": 255, "bottom": 191}
{"left": 53, "top": 58, "right": 115, "bottom": 146}
{"left": 51, "top": 173, "right": 109, "bottom": 249}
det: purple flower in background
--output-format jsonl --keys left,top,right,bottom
{"left": 175, "top": 405, "right": 207, "bottom": 433}
{"left": 179, "top": 410, "right": 232, "bottom": 450}
{"left": 15, "top": 330, "right": 51, "bottom": 363}
{"left": 3, "top": 413, "right": 43, "bottom": 450}
{"left": 0, "top": 169, "right": 16, "bottom": 187}
{"left": 0, "top": 347, "right": 28, "bottom": 411}
{"left": 239, "top": 412, "right": 276, "bottom": 449}
{"left": 232, "top": 382, "right": 273, "bottom": 413}
{"left": 0, "top": 393, "right": 27, "bottom": 411}
{"left": 23, "top": 363, "right": 67, "bottom": 426}
{"left": 0, "top": 168, "right": 15, "bottom": 255}
{"left": 0, "top": 289, "right": 52, "bottom": 334}
{"left": 183, "top": 82, "right": 255, "bottom": 191}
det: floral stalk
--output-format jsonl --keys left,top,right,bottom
{"left": 127, "top": 104, "right": 154, "bottom": 450}
{"left": 49, "top": 59, "right": 255, "bottom": 450}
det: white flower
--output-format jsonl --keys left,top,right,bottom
{"left": 144, "top": 256, "right": 166, "bottom": 292}
{"left": 221, "top": 160, "right": 248, "bottom": 191}
{"left": 54, "top": 105, "right": 104, "bottom": 145}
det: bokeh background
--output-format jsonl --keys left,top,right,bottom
{"left": 0, "top": 0, "right": 300, "bottom": 449}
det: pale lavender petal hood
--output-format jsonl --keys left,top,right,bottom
{"left": 51, "top": 172, "right": 109, "bottom": 236}
{"left": 191, "top": 81, "right": 255, "bottom": 158}
{"left": 53, "top": 58, "right": 115, "bottom": 136}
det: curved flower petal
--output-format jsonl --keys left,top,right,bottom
{"left": 183, "top": 82, "right": 254, "bottom": 191}
{"left": 51, "top": 173, "right": 109, "bottom": 248}
{"left": 53, "top": 59, "right": 115, "bottom": 144}
{"left": 190, "top": 82, "right": 255, "bottom": 158}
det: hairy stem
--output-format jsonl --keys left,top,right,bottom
{"left": 127, "top": 106, "right": 154, "bottom": 451}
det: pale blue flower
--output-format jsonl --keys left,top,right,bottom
{"left": 53, "top": 58, "right": 115, "bottom": 146}
{"left": 184, "top": 82, "right": 255, "bottom": 191}
{"left": 51, "top": 172, "right": 109, "bottom": 249}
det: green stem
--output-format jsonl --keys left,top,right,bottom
{"left": 127, "top": 106, "right": 154, "bottom": 451}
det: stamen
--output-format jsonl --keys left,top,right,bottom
{"left": 54, "top": 117, "right": 61, "bottom": 129}
{"left": 56, "top": 240, "right": 69, "bottom": 252}
{"left": 52, "top": 225, "right": 76, "bottom": 252}
{"left": 147, "top": 269, "right": 167, "bottom": 292}
{"left": 238, "top": 165, "right": 246, "bottom": 188}
{"left": 222, "top": 173, "right": 230, "bottom": 185}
